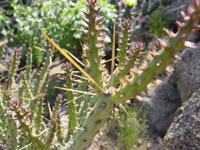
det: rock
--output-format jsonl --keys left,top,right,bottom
{"left": 176, "top": 44, "right": 200, "bottom": 102}
{"left": 163, "top": 88, "right": 200, "bottom": 150}
{"left": 162, "top": 0, "right": 192, "bottom": 24}
{"left": 139, "top": 73, "right": 181, "bottom": 136}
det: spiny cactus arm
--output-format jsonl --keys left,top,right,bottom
{"left": 7, "top": 47, "right": 21, "bottom": 87}
{"left": 21, "top": 71, "right": 33, "bottom": 99}
{"left": 9, "top": 100, "right": 50, "bottom": 150}
{"left": 51, "top": 94, "right": 63, "bottom": 144}
{"left": 82, "top": 0, "right": 107, "bottom": 93}
{"left": 111, "top": 5, "right": 200, "bottom": 104}
{"left": 33, "top": 49, "right": 52, "bottom": 96}
{"left": 116, "top": 19, "right": 131, "bottom": 68}
{"left": 35, "top": 94, "right": 45, "bottom": 134}
{"left": 18, "top": 86, "right": 24, "bottom": 103}
{"left": 65, "top": 94, "right": 113, "bottom": 150}
{"left": 6, "top": 115, "right": 18, "bottom": 150}
{"left": 26, "top": 47, "right": 32, "bottom": 81}
{"left": 64, "top": 62, "right": 79, "bottom": 139}
{"left": 45, "top": 119, "right": 57, "bottom": 146}
{"left": 112, "top": 42, "right": 145, "bottom": 86}
{"left": 52, "top": 94, "right": 62, "bottom": 119}
{"left": 56, "top": 110, "right": 63, "bottom": 144}
{"left": 40, "top": 69, "right": 50, "bottom": 94}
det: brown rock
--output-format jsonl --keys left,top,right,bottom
{"left": 139, "top": 73, "right": 181, "bottom": 136}
{"left": 176, "top": 44, "right": 200, "bottom": 102}
{"left": 163, "top": 88, "right": 200, "bottom": 150}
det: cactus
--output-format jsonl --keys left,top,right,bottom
{"left": 43, "top": 0, "right": 200, "bottom": 149}
{"left": 0, "top": 46, "right": 58, "bottom": 149}
{"left": 0, "top": 0, "right": 200, "bottom": 149}
{"left": 6, "top": 115, "right": 18, "bottom": 150}
{"left": 63, "top": 62, "right": 79, "bottom": 141}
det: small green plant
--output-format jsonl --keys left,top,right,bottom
{"left": 116, "top": 104, "right": 148, "bottom": 150}
{"left": 150, "top": 6, "right": 169, "bottom": 37}
{"left": 0, "top": 0, "right": 116, "bottom": 65}
{"left": 0, "top": 0, "right": 200, "bottom": 150}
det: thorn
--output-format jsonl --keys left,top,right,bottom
{"left": 156, "top": 60, "right": 162, "bottom": 67}
{"left": 188, "top": 6, "right": 195, "bottom": 16}
{"left": 152, "top": 78, "right": 162, "bottom": 85}
{"left": 163, "top": 28, "right": 176, "bottom": 38}
{"left": 180, "top": 11, "right": 190, "bottom": 21}
{"left": 81, "top": 55, "right": 88, "bottom": 59}
{"left": 126, "top": 100, "right": 131, "bottom": 104}
{"left": 194, "top": 0, "right": 200, "bottom": 8}
{"left": 119, "top": 79, "right": 125, "bottom": 86}
{"left": 100, "top": 80, "right": 104, "bottom": 84}
{"left": 96, "top": 16, "right": 104, "bottom": 22}
{"left": 176, "top": 21, "right": 185, "bottom": 29}
{"left": 98, "top": 37, "right": 105, "bottom": 43}
{"left": 99, "top": 32, "right": 106, "bottom": 38}
{"left": 95, "top": 6, "right": 102, "bottom": 13}
{"left": 95, "top": 43, "right": 103, "bottom": 49}
{"left": 120, "top": 94, "right": 124, "bottom": 98}
{"left": 119, "top": 35, "right": 123, "bottom": 39}
{"left": 125, "top": 56, "right": 129, "bottom": 61}
{"left": 83, "top": 18, "right": 90, "bottom": 25}
{"left": 91, "top": 32, "right": 95, "bottom": 37}
{"left": 146, "top": 53, "right": 153, "bottom": 61}
{"left": 100, "top": 68, "right": 107, "bottom": 73}
{"left": 141, "top": 61, "right": 148, "bottom": 71}
{"left": 158, "top": 38, "right": 170, "bottom": 49}
{"left": 173, "top": 53, "right": 181, "bottom": 60}
{"left": 94, "top": 58, "right": 98, "bottom": 64}
{"left": 83, "top": 10, "right": 89, "bottom": 16}
{"left": 150, "top": 50, "right": 159, "bottom": 57}
{"left": 86, "top": 65, "right": 91, "bottom": 71}
{"left": 132, "top": 67, "right": 139, "bottom": 74}
{"left": 135, "top": 95, "right": 142, "bottom": 101}
{"left": 99, "top": 51, "right": 106, "bottom": 58}
{"left": 110, "top": 87, "right": 115, "bottom": 94}
{"left": 181, "top": 34, "right": 188, "bottom": 40}
{"left": 125, "top": 75, "right": 129, "bottom": 83}
{"left": 93, "top": 14, "right": 97, "bottom": 19}
{"left": 184, "top": 41, "right": 198, "bottom": 49}
{"left": 165, "top": 66, "right": 174, "bottom": 73}
{"left": 95, "top": 26, "right": 104, "bottom": 32}
{"left": 82, "top": 30, "right": 88, "bottom": 35}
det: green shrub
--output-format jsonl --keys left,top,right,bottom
{"left": 0, "top": 0, "right": 116, "bottom": 65}
{"left": 150, "top": 6, "right": 169, "bottom": 37}
{"left": 117, "top": 104, "right": 148, "bottom": 150}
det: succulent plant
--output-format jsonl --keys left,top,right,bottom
{"left": 1, "top": 0, "right": 200, "bottom": 150}
{"left": 44, "top": 0, "right": 200, "bottom": 149}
